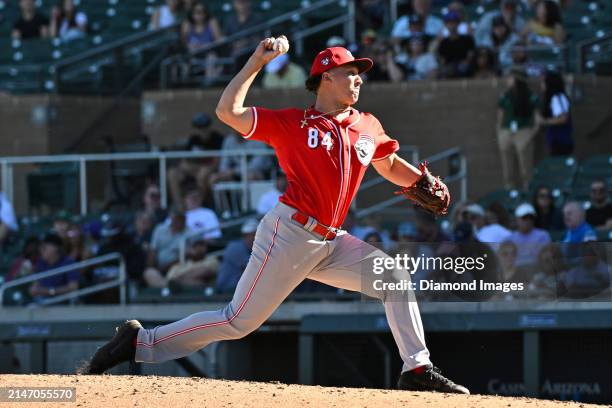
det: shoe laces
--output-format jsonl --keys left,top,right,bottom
{"left": 426, "top": 366, "right": 455, "bottom": 386}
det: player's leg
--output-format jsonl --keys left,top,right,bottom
{"left": 87, "top": 207, "right": 328, "bottom": 372}
{"left": 496, "top": 127, "right": 515, "bottom": 189}
{"left": 307, "top": 233, "right": 469, "bottom": 394}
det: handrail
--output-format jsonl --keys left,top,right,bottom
{"left": 0, "top": 148, "right": 275, "bottom": 216}
{"left": 0, "top": 252, "right": 126, "bottom": 307}
{"left": 576, "top": 33, "right": 612, "bottom": 74}
{"left": 354, "top": 147, "right": 467, "bottom": 218}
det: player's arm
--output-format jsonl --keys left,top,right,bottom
{"left": 215, "top": 36, "right": 286, "bottom": 135}
{"left": 372, "top": 153, "right": 421, "bottom": 187}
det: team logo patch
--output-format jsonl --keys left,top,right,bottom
{"left": 321, "top": 57, "right": 330, "bottom": 66}
{"left": 354, "top": 134, "right": 375, "bottom": 166}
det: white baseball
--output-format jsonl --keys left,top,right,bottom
{"left": 273, "top": 37, "right": 289, "bottom": 54}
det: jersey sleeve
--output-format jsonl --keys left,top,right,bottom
{"left": 239, "top": 107, "right": 288, "bottom": 146}
{"left": 369, "top": 115, "right": 400, "bottom": 162}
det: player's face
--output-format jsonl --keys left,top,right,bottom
{"left": 325, "top": 65, "right": 363, "bottom": 106}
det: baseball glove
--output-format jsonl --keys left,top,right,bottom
{"left": 395, "top": 161, "right": 450, "bottom": 216}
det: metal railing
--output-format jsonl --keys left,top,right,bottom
{"left": 354, "top": 147, "right": 467, "bottom": 218}
{"left": 0, "top": 149, "right": 275, "bottom": 216}
{"left": 0, "top": 252, "right": 125, "bottom": 307}
{"left": 576, "top": 33, "right": 612, "bottom": 74}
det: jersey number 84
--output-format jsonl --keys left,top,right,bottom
{"left": 307, "top": 128, "right": 333, "bottom": 151}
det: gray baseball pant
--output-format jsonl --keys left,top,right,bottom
{"left": 135, "top": 202, "right": 431, "bottom": 373}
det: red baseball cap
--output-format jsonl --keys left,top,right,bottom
{"left": 309, "top": 47, "right": 373, "bottom": 77}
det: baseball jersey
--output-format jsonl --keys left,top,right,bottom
{"left": 241, "top": 106, "right": 399, "bottom": 229}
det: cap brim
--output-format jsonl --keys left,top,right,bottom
{"left": 341, "top": 58, "right": 373, "bottom": 74}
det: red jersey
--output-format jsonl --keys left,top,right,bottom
{"left": 241, "top": 106, "right": 399, "bottom": 229}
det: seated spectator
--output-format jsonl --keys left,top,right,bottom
{"left": 12, "top": 0, "right": 49, "bottom": 40}
{"left": 479, "top": 16, "right": 520, "bottom": 72}
{"left": 215, "top": 218, "right": 258, "bottom": 294}
{"left": 144, "top": 211, "right": 192, "bottom": 288}
{"left": 209, "top": 133, "right": 273, "bottom": 184}
{"left": 182, "top": 188, "right": 222, "bottom": 240}
{"left": 508, "top": 203, "right": 551, "bottom": 266}
{"left": 530, "top": 243, "right": 565, "bottom": 297}
{"left": 257, "top": 171, "right": 287, "bottom": 216}
{"left": 167, "top": 236, "right": 219, "bottom": 288}
{"left": 497, "top": 67, "right": 538, "bottom": 189}
{"left": 391, "top": 0, "right": 444, "bottom": 40}
{"left": 181, "top": 3, "right": 222, "bottom": 52}
{"left": 357, "top": 30, "right": 395, "bottom": 82}
{"left": 437, "top": 11, "right": 475, "bottom": 78}
{"left": 521, "top": 0, "right": 565, "bottom": 46}
{"left": 50, "top": 0, "right": 87, "bottom": 42}
{"left": 464, "top": 203, "right": 485, "bottom": 234}
{"left": 141, "top": 183, "right": 168, "bottom": 225}
{"left": 476, "top": 202, "right": 512, "bottom": 245}
{"left": 262, "top": 54, "right": 307, "bottom": 90}
{"left": 167, "top": 113, "right": 224, "bottom": 209}
{"left": 0, "top": 191, "right": 18, "bottom": 247}
{"left": 586, "top": 179, "right": 612, "bottom": 230}
{"left": 416, "top": 210, "right": 451, "bottom": 243}
{"left": 355, "top": 0, "right": 389, "bottom": 33}
{"left": 559, "top": 243, "right": 609, "bottom": 298}
{"left": 51, "top": 211, "right": 72, "bottom": 252}
{"left": 150, "top": 0, "right": 181, "bottom": 30}
{"left": 532, "top": 185, "right": 564, "bottom": 230}
{"left": 562, "top": 202, "right": 596, "bottom": 243}
{"left": 535, "top": 70, "right": 574, "bottom": 156}
{"left": 96, "top": 219, "right": 146, "bottom": 285}
{"left": 223, "top": 0, "right": 264, "bottom": 68}
{"left": 390, "top": 34, "right": 438, "bottom": 81}
{"left": 128, "top": 210, "right": 155, "bottom": 252}
{"left": 29, "top": 233, "right": 78, "bottom": 301}
{"left": 364, "top": 231, "right": 384, "bottom": 250}
{"left": 7, "top": 237, "right": 39, "bottom": 281}
{"left": 66, "top": 222, "right": 92, "bottom": 262}
{"left": 475, "top": 0, "right": 525, "bottom": 47}
{"left": 497, "top": 241, "right": 524, "bottom": 283}
{"left": 470, "top": 47, "right": 498, "bottom": 79}
{"left": 441, "top": 1, "right": 472, "bottom": 38}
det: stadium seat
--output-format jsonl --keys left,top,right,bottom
{"left": 478, "top": 189, "right": 525, "bottom": 213}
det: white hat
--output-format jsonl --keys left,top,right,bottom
{"left": 465, "top": 204, "right": 485, "bottom": 217}
{"left": 241, "top": 218, "right": 259, "bottom": 234}
{"left": 265, "top": 53, "right": 289, "bottom": 74}
{"left": 515, "top": 203, "right": 536, "bottom": 218}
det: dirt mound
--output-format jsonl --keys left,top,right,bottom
{"left": 0, "top": 375, "right": 606, "bottom": 408}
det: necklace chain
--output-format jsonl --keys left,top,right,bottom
{"left": 301, "top": 107, "right": 350, "bottom": 128}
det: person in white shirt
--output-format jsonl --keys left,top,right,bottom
{"left": 150, "top": 0, "right": 180, "bottom": 30}
{"left": 476, "top": 203, "right": 513, "bottom": 247}
{"left": 0, "top": 191, "right": 18, "bottom": 245}
{"left": 391, "top": 0, "right": 444, "bottom": 39}
{"left": 183, "top": 188, "right": 222, "bottom": 240}
{"left": 256, "top": 172, "right": 286, "bottom": 216}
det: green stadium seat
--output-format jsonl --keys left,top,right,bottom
{"left": 478, "top": 189, "right": 526, "bottom": 212}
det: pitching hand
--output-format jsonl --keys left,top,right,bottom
{"left": 252, "top": 35, "right": 289, "bottom": 65}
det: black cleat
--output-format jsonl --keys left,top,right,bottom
{"left": 86, "top": 320, "right": 142, "bottom": 374}
{"left": 398, "top": 364, "right": 470, "bottom": 394}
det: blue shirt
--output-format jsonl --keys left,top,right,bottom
{"left": 215, "top": 239, "right": 251, "bottom": 294}
{"left": 35, "top": 257, "right": 79, "bottom": 288}
{"left": 563, "top": 222, "right": 597, "bottom": 243}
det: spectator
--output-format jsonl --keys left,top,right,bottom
{"left": 355, "top": 0, "right": 389, "bottom": 33}
{"left": 364, "top": 231, "right": 384, "bottom": 249}
{"left": 478, "top": 15, "right": 520, "bottom": 72}
{"left": 49, "top": 0, "right": 87, "bottom": 42}
{"left": 167, "top": 236, "right": 219, "bottom": 288}
{"left": 150, "top": 0, "right": 181, "bottom": 30}
{"left": 181, "top": 3, "right": 222, "bottom": 52}
{"left": 469, "top": 47, "right": 498, "bottom": 79}
{"left": 497, "top": 240, "right": 524, "bottom": 283}
{"left": 559, "top": 243, "right": 609, "bottom": 298}
{"left": 497, "top": 67, "right": 538, "bottom": 189}
{"left": 535, "top": 71, "right": 574, "bottom": 156}
{"left": 0, "top": 191, "right": 18, "bottom": 246}
{"left": 475, "top": 0, "right": 525, "bottom": 47}
{"left": 530, "top": 243, "right": 565, "bottom": 297}
{"left": 357, "top": 31, "right": 395, "bottom": 82}
{"left": 66, "top": 223, "right": 92, "bottom": 262}
{"left": 262, "top": 53, "right": 307, "bottom": 89}
{"left": 7, "top": 237, "right": 39, "bottom": 281}
{"left": 144, "top": 211, "right": 192, "bottom": 288}
{"left": 222, "top": 0, "right": 264, "bottom": 67}
{"left": 562, "top": 202, "right": 596, "bottom": 243}
{"left": 12, "top": 0, "right": 49, "bottom": 40}
{"left": 215, "top": 218, "right": 258, "bottom": 294}
{"left": 441, "top": 1, "right": 472, "bottom": 38}
{"left": 141, "top": 183, "right": 167, "bottom": 225}
{"left": 508, "top": 203, "right": 551, "bottom": 266}
{"left": 397, "top": 222, "right": 418, "bottom": 243}
{"left": 476, "top": 202, "right": 512, "bottom": 244}
{"left": 51, "top": 211, "right": 72, "bottom": 252}
{"left": 210, "top": 133, "right": 273, "bottom": 184}
{"left": 521, "top": 0, "right": 565, "bottom": 46}
{"left": 257, "top": 171, "right": 287, "bottom": 216}
{"left": 437, "top": 10, "right": 475, "bottom": 78}
{"left": 390, "top": 34, "right": 438, "bottom": 81}
{"left": 586, "top": 179, "right": 612, "bottom": 230}
{"left": 464, "top": 203, "right": 486, "bottom": 234}
{"left": 532, "top": 185, "right": 564, "bottom": 230}
{"left": 182, "top": 188, "right": 222, "bottom": 240}
{"left": 29, "top": 233, "right": 78, "bottom": 301}
{"left": 167, "top": 113, "right": 224, "bottom": 209}
{"left": 391, "top": 0, "right": 444, "bottom": 39}
{"left": 129, "top": 210, "right": 155, "bottom": 252}
{"left": 416, "top": 210, "right": 450, "bottom": 242}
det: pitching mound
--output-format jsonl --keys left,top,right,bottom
{"left": 0, "top": 375, "right": 606, "bottom": 408}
